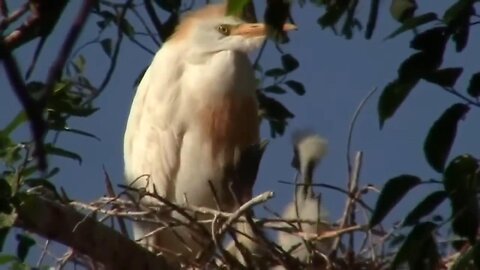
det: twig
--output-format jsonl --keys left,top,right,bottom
{"left": 0, "top": 41, "right": 47, "bottom": 170}
{"left": 143, "top": 0, "right": 167, "bottom": 41}
{"left": 331, "top": 151, "right": 363, "bottom": 254}
{"left": 346, "top": 87, "right": 377, "bottom": 176}
{"left": 218, "top": 191, "right": 274, "bottom": 235}
{"left": 442, "top": 87, "right": 480, "bottom": 108}
{"left": 130, "top": 5, "right": 160, "bottom": 46}
{"left": 103, "top": 166, "right": 129, "bottom": 237}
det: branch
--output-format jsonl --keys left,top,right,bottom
{"left": 15, "top": 195, "right": 173, "bottom": 270}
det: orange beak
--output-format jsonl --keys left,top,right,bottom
{"left": 230, "top": 23, "right": 297, "bottom": 38}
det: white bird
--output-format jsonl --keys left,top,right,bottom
{"left": 278, "top": 133, "right": 333, "bottom": 264}
{"left": 123, "top": 3, "right": 296, "bottom": 265}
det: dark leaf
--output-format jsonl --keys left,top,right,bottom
{"left": 392, "top": 222, "right": 440, "bottom": 269}
{"left": 389, "top": 234, "right": 406, "bottom": 248}
{"left": 443, "top": 0, "right": 474, "bottom": 26}
{"left": 265, "top": 68, "right": 287, "bottom": 77}
{"left": 369, "top": 175, "right": 421, "bottom": 227}
{"left": 100, "top": 38, "right": 113, "bottom": 58}
{"left": 378, "top": 78, "right": 419, "bottom": 128}
{"left": 403, "top": 191, "right": 448, "bottom": 226}
{"left": 264, "top": 85, "right": 287, "bottom": 94}
{"left": 423, "top": 67, "right": 463, "bottom": 88}
{"left": 264, "top": 0, "right": 291, "bottom": 42}
{"left": 390, "top": 0, "right": 417, "bottom": 22}
{"left": 257, "top": 91, "right": 294, "bottom": 138}
{"left": 385, "top": 12, "right": 437, "bottom": 40}
{"left": 2, "top": 112, "right": 27, "bottom": 135}
{"left": 398, "top": 52, "right": 443, "bottom": 81}
{"left": 365, "top": 0, "right": 380, "bottom": 39}
{"left": 0, "top": 179, "right": 12, "bottom": 214}
{"left": 154, "top": 0, "right": 180, "bottom": 12}
{"left": 410, "top": 27, "right": 449, "bottom": 52}
{"left": 452, "top": 22, "right": 470, "bottom": 52}
{"left": 317, "top": 1, "right": 349, "bottom": 28}
{"left": 443, "top": 155, "right": 479, "bottom": 243}
{"left": 16, "top": 234, "right": 35, "bottom": 262}
{"left": 62, "top": 128, "right": 100, "bottom": 141}
{"left": 45, "top": 144, "right": 82, "bottom": 164}
{"left": 424, "top": 103, "right": 469, "bottom": 172}
{"left": 281, "top": 54, "right": 299, "bottom": 72}
{"left": 467, "top": 72, "right": 480, "bottom": 98}
{"left": 119, "top": 18, "right": 135, "bottom": 38}
{"left": 285, "top": 80, "right": 306, "bottom": 95}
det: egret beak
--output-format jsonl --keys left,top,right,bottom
{"left": 230, "top": 23, "right": 297, "bottom": 38}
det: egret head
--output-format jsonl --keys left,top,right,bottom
{"left": 169, "top": 4, "right": 296, "bottom": 55}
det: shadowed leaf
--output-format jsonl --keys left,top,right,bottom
{"left": 385, "top": 12, "right": 437, "bottom": 40}
{"left": 378, "top": 78, "right": 418, "bottom": 128}
{"left": 2, "top": 112, "right": 27, "bottom": 136}
{"left": 410, "top": 27, "right": 449, "bottom": 52}
{"left": 423, "top": 68, "right": 463, "bottom": 88}
{"left": 403, "top": 191, "right": 448, "bottom": 226}
{"left": 281, "top": 54, "right": 299, "bottom": 72}
{"left": 265, "top": 68, "right": 287, "bottom": 77}
{"left": 16, "top": 234, "right": 35, "bottom": 262}
{"left": 100, "top": 38, "right": 113, "bottom": 58}
{"left": 392, "top": 222, "right": 440, "bottom": 269}
{"left": 467, "top": 72, "right": 480, "bottom": 98}
{"left": 45, "top": 144, "right": 82, "bottom": 164}
{"left": 370, "top": 175, "right": 421, "bottom": 227}
{"left": 365, "top": 0, "right": 380, "bottom": 39}
{"left": 264, "top": 85, "right": 287, "bottom": 94}
{"left": 285, "top": 80, "right": 305, "bottom": 95}
{"left": 443, "top": 155, "right": 479, "bottom": 244}
{"left": 424, "top": 103, "right": 469, "bottom": 172}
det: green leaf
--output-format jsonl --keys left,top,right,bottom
{"left": 265, "top": 68, "right": 286, "bottom": 77}
{"left": 0, "top": 179, "right": 12, "bottom": 214}
{"left": 402, "top": 191, "right": 448, "bottom": 226}
{"left": 264, "top": 85, "right": 287, "bottom": 94}
{"left": 443, "top": 155, "right": 479, "bottom": 243}
{"left": 72, "top": 55, "right": 86, "bottom": 74}
{"left": 369, "top": 175, "right": 421, "bottom": 228}
{"left": 285, "top": 80, "right": 306, "bottom": 95}
{"left": 424, "top": 103, "right": 469, "bottom": 173}
{"left": 100, "top": 38, "right": 113, "bottom": 58}
{"left": 450, "top": 243, "right": 480, "bottom": 270}
{"left": 226, "top": 0, "right": 250, "bottom": 17}
{"left": 467, "top": 72, "right": 480, "bottom": 98}
{"left": 390, "top": 0, "right": 417, "bottom": 22}
{"left": 16, "top": 234, "right": 35, "bottom": 262}
{"left": 385, "top": 12, "right": 437, "bottom": 40}
{"left": 2, "top": 112, "right": 27, "bottom": 135}
{"left": 378, "top": 78, "right": 419, "bottom": 128}
{"left": 392, "top": 222, "right": 439, "bottom": 269}
{"left": 423, "top": 67, "right": 463, "bottom": 88}
{"left": 281, "top": 54, "right": 299, "bottom": 72}
{"left": 45, "top": 144, "right": 82, "bottom": 164}
{"left": 0, "top": 254, "right": 16, "bottom": 265}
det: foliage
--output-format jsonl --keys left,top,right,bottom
{"left": 0, "top": 0, "right": 479, "bottom": 269}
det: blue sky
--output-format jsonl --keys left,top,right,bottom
{"left": 1, "top": 0, "right": 479, "bottom": 265}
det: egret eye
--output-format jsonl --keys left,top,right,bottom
{"left": 216, "top": 24, "right": 231, "bottom": 36}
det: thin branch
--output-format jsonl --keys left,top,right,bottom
{"left": 442, "top": 87, "right": 480, "bottom": 108}
{"left": 143, "top": 0, "right": 167, "bottom": 41}
{"left": 346, "top": 87, "right": 377, "bottom": 176}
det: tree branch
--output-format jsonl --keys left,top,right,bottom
{"left": 15, "top": 195, "right": 173, "bottom": 270}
